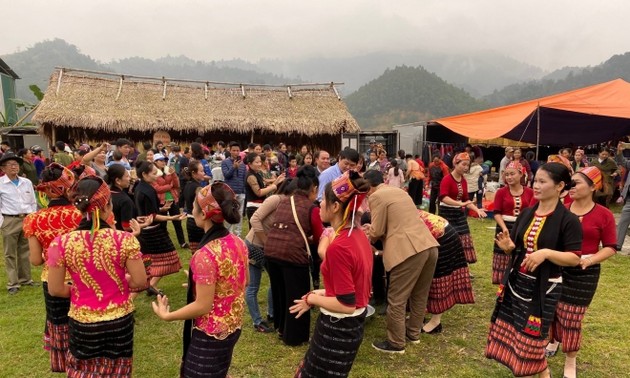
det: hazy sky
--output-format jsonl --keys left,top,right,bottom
{"left": 2, "top": 0, "right": 629, "bottom": 70}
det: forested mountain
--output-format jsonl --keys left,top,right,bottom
{"left": 484, "top": 52, "right": 630, "bottom": 106}
{"left": 1, "top": 39, "right": 294, "bottom": 104}
{"left": 258, "top": 50, "right": 544, "bottom": 97}
{"left": 345, "top": 65, "right": 486, "bottom": 130}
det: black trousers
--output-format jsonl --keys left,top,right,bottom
{"left": 166, "top": 202, "right": 186, "bottom": 245}
{"left": 429, "top": 185, "right": 440, "bottom": 214}
{"left": 266, "top": 258, "right": 311, "bottom": 346}
{"left": 408, "top": 178, "right": 423, "bottom": 206}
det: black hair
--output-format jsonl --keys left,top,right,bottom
{"left": 112, "top": 150, "right": 123, "bottom": 161}
{"left": 191, "top": 142, "right": 205, "bottom": 160}
{"left": 525, "top": 151, "right": 535, "bottom": 160}
{"left": 338, "top": 148, "right": 360, "bottom": 164}
{"left": 136, "top": 161, "right": 155, "bottom": 182}
{"left": 247, "top": 142, "right": 257, "bottom": 150}
{"left": 217, "top": 141, "right": 225, "bottom": 148}
{"left": 288, "top": 154, "right": 297, "bottom": 162}
{"left": 154, "top": 140, "right": 163, "bottom": 148}
{"left": 142, "top": 141, "right": 152, "bottom": 150}
{"left": 55, "top": 141, "right": 65, "bottom": 151}
{"left": 202, "top": 183, "right": 241, "bottom": 225}
{"left": 294, "top": 165, "right": 319, "bottom": 195}
{"left": 364, "top": 169, "right": 384, "bottom": 187}
{"left": 17, "top": 148, "right": 28, "bottom": 157}
{"left": 263, "top": 144, "right": 272, "bottom": 151}
{"left": 105, "top": 164, "right": 128, "bottom": 190}
{"left": 74, "top": 178, "right": 107, "bottom": 213}
{"left": 539, "top": 162, "right": 572, "bottom": 191}
{"left": 172, "top": 145, "right": 181, "bottom": 152}
{"left": 183, "top": 160, "right": 203, "bottom": 181}
{"left": 246, "top": 152, "right": 260, "bottom": 165}
{"left": 390, "top": 159, "right": 399, "bottom": 176}
{"left": 397, "top": 149, "right": 406, "bottom": 159}
{"left": 116, "top": 138, "right": 131, "bottom": 148}
{"left": 41, "top": 164, "right": 64, "bottom": 183}
{"left": 228, "top": 141, "right": 240, "bottom": 149}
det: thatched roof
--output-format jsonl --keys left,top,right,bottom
{"left": 33, "top": 68, "right": 360, "bottom": 143}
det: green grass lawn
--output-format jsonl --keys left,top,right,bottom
{"left": 1, "top": 218, "right": 629, "bottom": 377}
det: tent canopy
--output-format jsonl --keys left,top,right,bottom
{"left": 429, "top": 79, "right": 630, "bottom": 145}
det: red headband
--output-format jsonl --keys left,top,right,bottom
{"left": 196, "top": 182, "right": 235, "bottom": 223}
{"left": 36, "top": 163, "right": 75, "bottom": 199}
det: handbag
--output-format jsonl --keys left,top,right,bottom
{"left": 245, "top": 240, "right": 266, "bottom": 268}
{"left": 291, "top": 196, "right": 311, "bottom": 261}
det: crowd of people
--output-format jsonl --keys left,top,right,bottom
{"left": 0, "top": 137, "right": 624, "bottom": 377}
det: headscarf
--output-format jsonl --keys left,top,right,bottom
{"left": 36, "top": 163, "right": 75, "bottom": 199}
{"left": 330, "top": 171, "right": 367, "bottom": 235}
{"left": 453, "top": 152, "right": 470, "bottom": 166}
{"left": 578, "top": 166, "right": 603, "bottom": 191}
{"left": 547, "top": 154, "right": 574, "bottom": 175}
{"left": 505, "top": 160, "right": 525, "bottom": 175}
{"left": 73, "top": 176, "right": 111, "bottom": 236}
{"left": 196, "top": 182, "right": 235, "bottom": 224}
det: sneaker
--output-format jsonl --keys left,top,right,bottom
{"left": 22, "top": 280, "right": 40, "bottom": 287}
{"left": 254, "top": 321, "right": 274, "bottom": 333}
{"left": 372, "top": 340, "right": 405, "bottom": 354}
{"left": 406, "top": 333, "right": 420, "bottom": 344}
{"left": 8, "top": 287, "right": 19, "bottom": 295}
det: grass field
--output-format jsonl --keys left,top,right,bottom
{"left": 0, "top": 217, "right": 629, "bottom": 377}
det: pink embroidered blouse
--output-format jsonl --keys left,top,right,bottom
{"left": 47, "top": 228, "right": 142, "bottom": 323}
{"left": 190, "top": 233, "right": 248, "bottom": 339}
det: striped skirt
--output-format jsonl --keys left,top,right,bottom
{"left": 492, "top": 221, "right": 515, "bottom": 284}
{"left": 295, "top": 311, "right": 366, "bottom": 378}
{"left": 43, "top": 282, "right": 71, "bottom": 372}
{"left": 139, "top": 223, "right": 181, "bottom": 277}
{"left": 181, "top": 328, "right": 241, "bottom": 378}
{"left": 67, "top": 314, "right": 134, "bottom": 378}
{"left": 187, "top": 218, "right": 204, "bottom": 253}
{"left": 485, "top": 273, "right": 562, "bottom": 377}
{"left": 439, "top": 205, "right": 477, "bottom": 263}
{"left": 552, "top": 264, "right": 601, "bottom": 353}
{"left": 426, "top": 225, "right": 475, "bottom": 315}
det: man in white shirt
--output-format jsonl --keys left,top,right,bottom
{"left": 0, "top": 153, "right": 38, "bottom": 294}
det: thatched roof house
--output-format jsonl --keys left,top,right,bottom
{"left": 33, "top": 67, "right": 360, "bottom": 152}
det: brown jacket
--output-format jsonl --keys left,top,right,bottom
{"left": 246, "top": 194, "right": 283, "bottom": 247}
{"left": 368, "top": 184, "right": 439, "bottom": 271}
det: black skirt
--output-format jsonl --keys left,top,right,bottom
{"left": 186, "top": 217, "right": 204, "bottom": 244}
{"left": 560, "top": 264, "right": 601, "bottom": 307}
{"left": 68, "top": 314, "right": 134, "bottom": 360}
{"left": 296, "top": 311, "right": 366, "bottom": 378}
{"left": 439, "top": 205, "right": 470, "bottom": 235}
{"left": 138, "top": 223, "right": 176, "bottom": 255}
{"left": 181, "top": 328, "right": 241, "bottom": 378}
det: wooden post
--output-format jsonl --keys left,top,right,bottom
{"left": 55, "top": 68, "right": 64, "bottom": 95}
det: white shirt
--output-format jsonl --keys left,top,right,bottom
{"left": 0, "top": 175, "right": 38, "bottom": 227}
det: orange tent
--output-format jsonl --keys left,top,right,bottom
{"left": 429, "top": 78, "right": 630, "bottom": 145}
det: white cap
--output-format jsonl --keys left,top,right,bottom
{"left": 153, "top": 153, "right": 167, "bottom": 161}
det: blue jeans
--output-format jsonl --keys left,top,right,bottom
{"left": 617, "top": 199, "right": 630, "bottom": 249}
{"left": 245, "top": 263, "right": 273, "bottom": 326}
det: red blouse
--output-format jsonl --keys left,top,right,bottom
{"left": 567, "top": 203, "right": 617, "bottom": 255}
{"left": 493, "top": 186, "right": 535, "bottom": 217}
{"left": 439, "top": 173, "right": 468, "bottom": 202}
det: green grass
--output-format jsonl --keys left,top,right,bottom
{"left": 1, "top": 218, "right": 629, "bottom": 377}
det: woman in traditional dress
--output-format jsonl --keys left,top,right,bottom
{"left": 152, "top": 182, "right": 248, "bottom": 378}
{"left": 182, "top": 160, "right": 206, "bottom": 253}
{"left": 492, "top": 161, "right": 535, "bottom": 284}
{"left": 47, "top": 176, "right": 147, "bottom": 378}
{"left": 265, "top": 165, "right": 323, "bottom": 346}
{"left": 439, "top": 152, "right": 486, "bottom": 264}
{"left": 24, "top": 163, "right": 82, "bottom": 373}
{"left": 545, "top": 167, "right": 616, "bottom": 378}
{"left": 134, "top": 161, "right": 186, "bottom": 294}
{"left": 291, "top": 171, "right": 372, "bottom": 378}
{"left": 571, "top": 148, "right": 588, "bottom": 172}
{"left": 487, "top": 162, "right": 582, "bottom": 377}
{"left": 417, "top": 209, "right": 474, "bottom": 334}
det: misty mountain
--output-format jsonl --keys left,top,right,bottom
{"left": 345, "top": 65, "right": 486, "bottom": 130}
{"left": 484, "top": 52, "right": 630, "bottom": 106}
{"left": 257, "top": 50, "right": 545, "bottom": 97}
{"left": 1, "top": 39, "right": 294, "bottom": 104}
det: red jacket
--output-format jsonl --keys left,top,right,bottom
{"left": 152, "top": 171, "right": 181, "bottom": 204}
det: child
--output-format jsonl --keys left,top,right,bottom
{"left": 386, "top": 159, "right": 404, "bottom": 188}
{"left": 287, "top": 155, "right": 298, "bottom": 178}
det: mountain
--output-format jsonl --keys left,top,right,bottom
{"left": 257, "top": 50, "right": 545, "bottom": 97}
{"left": 1, "top": 38, "right": 108, "bottom": 104}
{"left": 1, "top": 39, "right": 295, "bottom": 104}
{"left": 345, "top": 65, "right": 486, "bottom": 130}
{"left": 484, "top": 52, "right": 630, "bottom": 106}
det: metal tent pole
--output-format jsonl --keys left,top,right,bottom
{"left": 536, "top": 104, "right": 540, "bottom": 160}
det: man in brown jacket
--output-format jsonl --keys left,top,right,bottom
{"left": 363, "top": 170, "right": 439, "bottom": 353}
